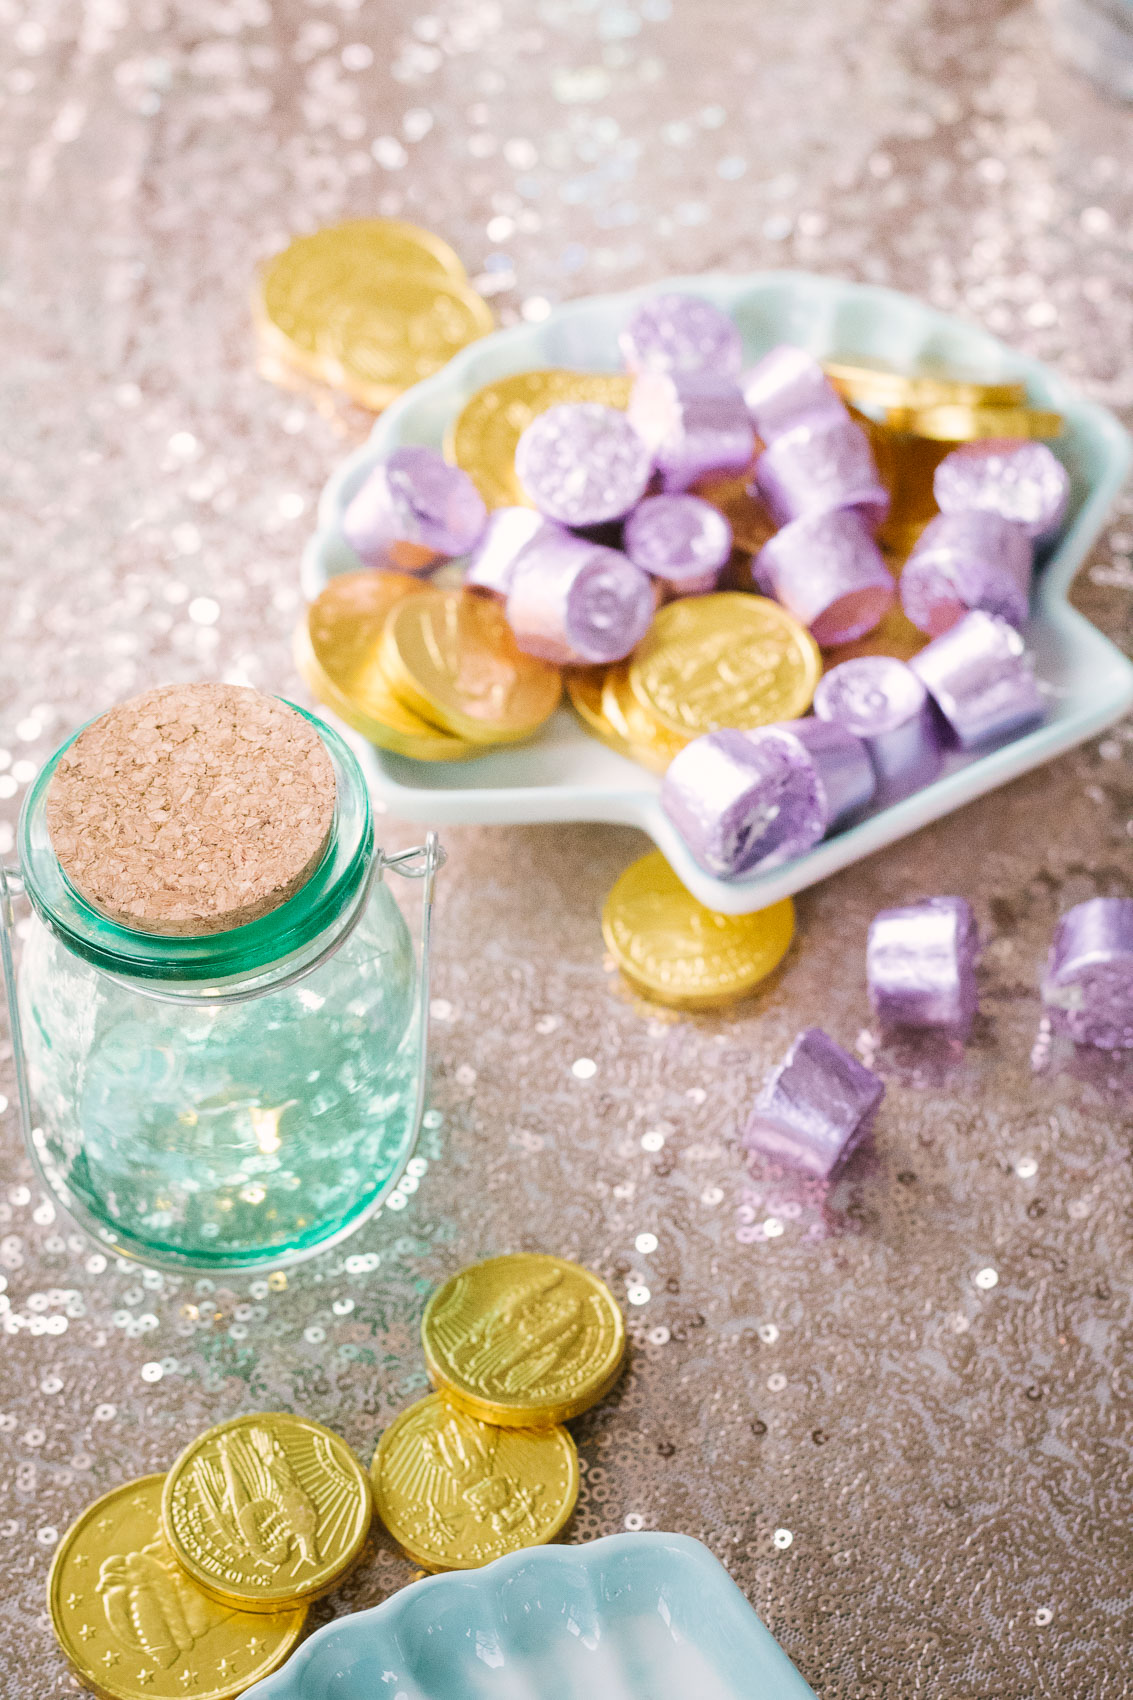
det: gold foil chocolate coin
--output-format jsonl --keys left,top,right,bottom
{"left": 371, "top": 1394, "right": 579, "bottom": 1572}
{"left": 601, "top": 664, "right": 686, "bottom": 773}
{"left": 883, "top": 403, "right": 1063, "bottom": 442}
{"left": 296, "top": 572, "right": 478, "bottom": 762}
{"left": 823, "top": 354, "right": 1027, "bottom": 412}
{"left": 603, "top": 850, "right": 796, "bottom": 1009}
{"left": 49, "top": 1475, "right": 306, "bottom": 1700}
{"left": 423, "top": 1252, "right": 626, "bottom": 1426}
{"left": 447, "top": 369, "right": 635, "bottom": 508}
{"left": 628, "top": 593, "right": 821, "bottom": 740}
{"left": 162, "top": 1414, "right": 372, "bottom": 1612}
{"left": 256, "top": 218, "right": 469, "bottom": 380}
{"left": 380, "top": 588, "right": 562, "bottom": 744}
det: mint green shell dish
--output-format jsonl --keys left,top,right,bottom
{"left": 304, "top": 271, "right": 1133, "bottom": 917}
{"left": 241, "top": 1533, "right": 819, "bottom": 1700}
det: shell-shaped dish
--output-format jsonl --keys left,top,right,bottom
{"left": 242, "top": 1531, "right": 818, "bottom": 1699}
{"left": 303, "top": 272, "right": 1133, "bottom": 915}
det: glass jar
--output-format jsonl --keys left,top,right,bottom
{"left": 1, "top": 706, "right": 440, "bottom": 1271}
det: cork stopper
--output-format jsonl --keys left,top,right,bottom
{"left": 46, "top": 684, "right": 337, "bottom": 936}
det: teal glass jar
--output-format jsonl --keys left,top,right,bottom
{"left": 1, "top": 696, "right": 439, "bottom": 1271}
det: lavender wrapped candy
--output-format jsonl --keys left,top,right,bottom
{"left": 752, "top": 415, "right": 890, "bottom": 530}
{"left": 741, "top": 344, "right": 847, "bottom": 442}
{"left": 628, "top": 372, "right": 755, "bottom": 492}
{"left": 934, "top": 439, "right": 1070, "bottom": 542}
{"left": 660, "top": 720, "right": 873, "bottom": 879}
{"left": 754, "top": 509, "right": 896, "bottom": 646}
{"left": 867, "top": 897, "right": 980, "bottom": 1037}
{"left": 515, "top": 403, "right": 652, "bottom": 527}
{"left": 743, "top": 1028, "right": 885, "bottom": 1179}
{"left": 463, "top": 507, "right": 563, "bottom": 597}
{"left": 814, "top": 655, "right": 942, "bottom": 798}
{"left": 1042, "top": 896, "right": 1133, "bottom": 1049}
{"left": 619, "top": 292, "right": 744, "bottom": 378}
{"left": 505, "top": 532, "right": 654, "bottom": 665}
{"left": 900, "top": 510, "right": 1033, "bottom": 636}
{"left": 661, "top": 729, "right": 824, "bottom": 878}
{"left": 910, "top": 609, "right": 1044, "bottom": 749}
{"left": 623, "top": 494, "right": 733, "bottom": 590}
{"left": 342, "top": 445, "right": 488, "bottom": 570}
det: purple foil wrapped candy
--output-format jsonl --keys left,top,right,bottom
{"left": 619, "top": 292, "right": 744, "bottom": 378}
{"left": 753, "top": 508, "right": 896, "bottom": 647}
{"left": 342, "top": 445, "right": 488, "bottom": 571}
{"left": 910, "top": 609, "right": 1044, "bottom": 749}
{"left": 814, "top": 655, "right": 942, "bottom": 797}
{"left": 741, "top": 344, "right": 848, "bottom": 443}
{"left": 628, "top": 372, "right": 755, "bottom": 492}
{"left": 900, "top": 510, "right": 1033, "bottom": 636}
{"left": 742, "top": 1027, "right": 885, "bottom": 1179}
{"left": 661, "top": 728, "right": 826, "bottom": 878}
{"left": 514, "top": 403, "right": 652, "bottom": 527}
{"left": 934, "top": 439, "right": 1071, "bottom": 542}
{"left": 867, "top": 897, "right": 980, "bottom": 1037}
{"left": 752, "top": 415, "right": 890, "bottom": 530}
{"left": 505, "top": 531, "right": 654, "bottom": 665}
{"left": 1042, "top": 896, "right": 1133, "bottom": 1049}
{"left": 623, "top": 494, "right": 734, "bottom": 589}
{"left": 463, "top": 507, "right": 563, "bottom": 597}
{"left": 749, "top": 719, "right": 875, "bottom": 829}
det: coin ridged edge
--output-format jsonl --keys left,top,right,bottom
{"left": 160, "top": 1415, "right": 373, "bottom": 1612}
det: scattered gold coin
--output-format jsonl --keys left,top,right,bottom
{"left": 380, "top": 588, "right": 562, "bottom": 745}
{"left": 603, "top": 850, "right": 796, "bottom": 1009}
{"left": 601, "top": 664, "right": 686, "bottom": 773}
{"left": 883, "top": 404, "right": 1063, "bottom": 442}
{"left": 824, "top": 354, "right": 1027, "bottom": 412}
{"left": 422, "top": 1252, "right": 626, "bottom": 1427}
{"left": 628, "top": 593, "right": 822, "bottom": 741}
{"left": 49, "top": 1475, "right": 306, "bottom": 1700}
{"left": 257, "top": 219, "right": 467, "bottom": 373}
{"left": 162, "top": 1414, "right": 372, "bottom": 1612}
{"left": 296, "top": 571, "right": 478, "bottom": 762}
{"left": 370, "top": 1393, "right": 579, "bottom": 1573}
{"left": 446, "top": 369, "right": 634, "bottom": 508}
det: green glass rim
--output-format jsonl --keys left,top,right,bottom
{"left": 18, "top": 701, "right": 375, "bottom": 984}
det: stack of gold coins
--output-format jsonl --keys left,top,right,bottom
{"left": 254, "top": 219, "right": 494, "bottom": 411}
{"left": 370, "top": 1253, "right": 626, "bottom": 1573}
{"left": 49, "top": 1414, "right": 373, "bottom": 1700}
{"left": 296, "top": 571, "right": 563, "bottom": 761}
{"left": 446, "top": 368, "right": 635, "bottom": 508}
{"left": 602, "top": 848, "right": 797, "bottom": 1010}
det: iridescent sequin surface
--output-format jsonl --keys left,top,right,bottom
{"left": 1, "top": 3, "right": 1133, "bottom": 1696}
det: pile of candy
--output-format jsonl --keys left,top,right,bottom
{"left": 255, "top": 219, "right": 493, "bottom": 411}
{"left": 49, "top": 1255, "right": 626, "bottom": 1699}
{"left": 302, "top": 285, "right": 1070, "bottom": 881}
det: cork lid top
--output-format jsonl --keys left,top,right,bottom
{"left": 46, "top": 684, "right": 337, "bottom": 936}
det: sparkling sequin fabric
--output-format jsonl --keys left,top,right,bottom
{"left": 1, "top": 3, "right": 1133, "bottom": 1696}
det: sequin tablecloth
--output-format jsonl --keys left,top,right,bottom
{"left": 2, "top": 3, "right": 1133, "bottom": 1696}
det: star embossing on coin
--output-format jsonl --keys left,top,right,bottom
{"left": 96, "top": 1518, "right": 113, "bottom": 1532}
{"left": 77, "top": 1624, "right": 96, "bottom": 1641}
{"left": 136, "top": 1671, "right": 154, "bottom": 1688}
{"left": 245, "top": 1637, "right": 262, "bottom": 1656}
{"left": 65, "top": 1592, "right": 82, "bottom": 1608}
{"left": 72, "top": 1553, "right": 89, "bottom": 1568}
{"left": 178, "top": 1671, "right": 197, "bottom": 1689}
{"left": 101, "top": 1650, "right": 120, "bottom": 1667}
{"left": 216, "top": 1658, "right": 237, "bottom": 1677}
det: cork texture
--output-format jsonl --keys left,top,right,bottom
{"left": 45, "top": 683, "right": 336, "bottom": 935}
